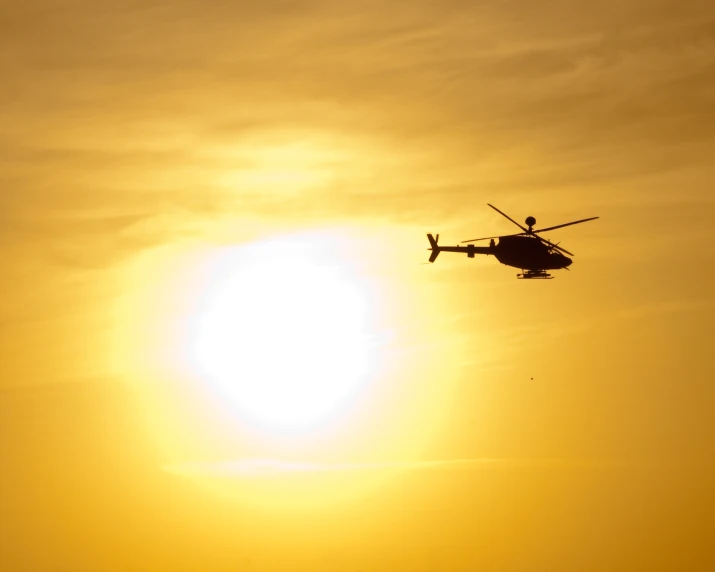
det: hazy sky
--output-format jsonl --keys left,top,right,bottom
{"left": 2, "top": 1, "right": 715, "bottom": 570}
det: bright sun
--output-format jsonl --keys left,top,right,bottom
{"left": 181, "top": 234, "right": 378, "bottom": 431}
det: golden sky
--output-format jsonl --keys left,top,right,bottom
{"left": 2, "top": 1, "right": 715, "bottom": 570}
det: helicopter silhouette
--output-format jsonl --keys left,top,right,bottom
{"left": 426, "top": 204, "right": 599, "bottom": 279}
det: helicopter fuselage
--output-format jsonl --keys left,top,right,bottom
{"left": 493, "top": 235, "right": 571, "bottom": 271}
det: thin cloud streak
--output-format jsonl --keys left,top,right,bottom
{"left": 164, "top": 456, "right": 626, "bottom": 477}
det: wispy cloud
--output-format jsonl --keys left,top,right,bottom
{"left": 3, "top": 0, "right": 713, "bottom": 249}
{"left": 2, "top": 0, "right": 714, "bottom": 390}
{"left": 163, "top": 456, "right": 586, "bottom": 477}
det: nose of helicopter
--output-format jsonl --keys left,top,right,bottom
{"left": 563, "top": 256, "right": 573, "bottom": 267}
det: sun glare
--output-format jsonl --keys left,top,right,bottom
{"left": 180, "top": 234, "right": 379, "bottom": 432}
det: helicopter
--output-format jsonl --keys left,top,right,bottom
{"left": 426, "top": 204, "right": 599, "bottom": 279}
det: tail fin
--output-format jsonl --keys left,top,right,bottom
{"left": 427, "top": 233, "right": 440, "bottom": 263}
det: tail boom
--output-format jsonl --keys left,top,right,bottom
{"left": 426, "top": 233, "right": 492, "bottom": 262}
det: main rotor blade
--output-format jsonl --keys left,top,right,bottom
{"left": 460, "top": 235, "right": 503, "bottom": 244}
{"left": 535, "top": 235, "right": 574, "bottom": 256}
{"left": 533, "top": 216, "right": 599, "bottom": 234}
{"left": 487, "top": 204, "right": 528, "bottom": 232}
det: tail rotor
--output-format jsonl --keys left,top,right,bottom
{"left": 427, "top": 233, "right": 440, "bottom": 263}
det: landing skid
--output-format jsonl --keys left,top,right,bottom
{"left": 517, "top": 270, "right": 553, "bottom": 280}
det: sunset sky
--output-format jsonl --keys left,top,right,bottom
{"left": 2, "top": 1, "right": 715, "bottom": 570}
